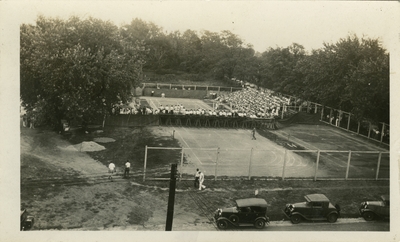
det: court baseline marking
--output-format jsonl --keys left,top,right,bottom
{"left": 173, "top": 126, "right": 203, "bottom": 165}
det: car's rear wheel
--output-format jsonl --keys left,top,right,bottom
{"left": 327, "top": 213, "right": 338, "bottom": 223}
{"left": 217, "top": 220, "right": 229, "bottom": 230}
{"left": 254, "top": 218, "right": 266, "bottom": 229}
{"left": 363, "top": 211, "right": 375, "bottom": 221}
{"left": 229, "top": 215, "right": 239, "bottom": 224}
{"left": 291, "top": 215, "right": 302, "bottom": 224}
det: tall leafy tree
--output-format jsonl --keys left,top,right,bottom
{"left": 20, "top": 16, "right": 147, "bottom": 127}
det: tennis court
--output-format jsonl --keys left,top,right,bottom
{"left": 140, "top": 97, "right": 389, "bottom": 180}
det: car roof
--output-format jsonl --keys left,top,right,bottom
{"left": 236, "top": 198, "right": 268, "bottom": 207}
{"left": 305, "top": 194, "right": 330, "bottom": 202}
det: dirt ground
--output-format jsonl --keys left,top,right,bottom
{"left": 20, "top": 125, "right": 390, "bottom": 231}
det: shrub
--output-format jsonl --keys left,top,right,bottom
{"left": 127, "top": 206, "right": 153, "bottom": 227}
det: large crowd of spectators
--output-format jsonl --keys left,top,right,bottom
{"left": 112, "top": 87, "right": 290, "bottom": 119}
{"left": 218, "top": 88, "right": 290, "bottom": 118}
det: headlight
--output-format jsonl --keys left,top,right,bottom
{"left": 360, "top": 202, "right": 368, "bottom": 209}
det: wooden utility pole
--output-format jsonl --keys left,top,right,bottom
{"left": 165, "top": 163, "right": 177, "bottom": 231}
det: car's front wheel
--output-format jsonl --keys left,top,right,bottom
{"left": 327, "top": 213, "right": 338, "bottom": 223}
{"left": 290, "top": 215, "right": 302, "bottom": 224}
{"left": 254, "top": 218, "right": 266, "bottom": 229}
{"left": 363, "top": 211, "right": 375, "bottom": 221}
{"left": 217, "top": 220, "right": 229, "bottom": 230}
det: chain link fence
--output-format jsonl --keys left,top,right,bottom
{"left": 143, "top": 146, "right": 389, "bottom": 181}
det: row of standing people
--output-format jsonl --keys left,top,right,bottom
{"left": 107, "top": 160, "right": 131, "bottom": 181}
{"left": 22, "top": 113, "right": 35, "bottom": 129}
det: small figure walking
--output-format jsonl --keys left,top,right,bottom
{"left": 252, "top": 127, "right": 256, "bottom": 140}
{"left": 22, "top": 114, "right": 27, "bottom": 127}
{"left": 124, "top": 160, "right": 131, "bottom": 178}
{"left": 194, "top": 168, "right": 200, "bottom": 188}
{"left": 199, "top": 170, "right": 206, "bottom": 190}
{"left": 29, "top": 115, "right": 35, "bottom": 129}
{"left": 108, "top": 162, "right": 116, "bottom": 181}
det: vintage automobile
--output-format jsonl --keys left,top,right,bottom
{"left": 20, "top": 209, "right": 34, "bottom": 231}
{"left": 359, "top": 195, "right": 390, "bottom": 221}
{"left": 284, "top": 194, "right": 340, "bottom": 224}
{"left": 214, "top": 198, "right": 269, "bottom": 230}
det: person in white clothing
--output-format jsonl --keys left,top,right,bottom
{"left": 124, "top": 160, "right": 131, "bottom": 178}
{"left": 108, "top": 162, "right": 116, "bottom": 181}
{"left": 199, "top": 171, "right": 206, "bottom": 190}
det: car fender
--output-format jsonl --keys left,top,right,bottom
{"left": 360, "top": 209, "right": 377, "bottom": 216}
{"left": 290, "top": 212, "right": 309, "bottom": 220}
{"left": 255, "top": 216, "right": 270, "bottom": 224}
{"left": 216, "top": 217, "right": 238, "bottom": 226}
{"left": 326, "top": 211, "right": 340, "bottom": 218}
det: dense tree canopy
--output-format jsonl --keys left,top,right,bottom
{"left": 21, "top": 16, "right": 147, "bottom": 126}
{"left": 20, "top": 16, "right": 389, "bottom": 126}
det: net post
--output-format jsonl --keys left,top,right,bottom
{"left": 375, "top": 152, "right": 382, "bottom": 180}
{"left": 345, "top": 150, "right": 352, "bottom": 180}
{"left": 143, "top": 145, "right": 148, "bottom": 181}
{"left": 314, "top": 150, "right": 321, "bottom": 181}
{"left": 248, "top": 148, "right": 253, "bottom": 180}
{"left": 215, "top": 147, "right": 220, "bottom": 181}
{"left": 282, "top": 150, "right": 287, "bottom": 180}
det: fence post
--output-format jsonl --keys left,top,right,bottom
{"left": 347, "top": 113, "right": 351, "bottom": 131}
{"left": 170, "top": 84, "right": 172, "bottom": 89}
{"left": 282, "top": 150, "right": 288, "bottom": 180}
{"left": 179, "top": 147, "right": 184, "bottom": 181}
{"left": 143, "top": 145, "right": 148, "bottom": 181}
{"left": 314, "top": 150, "right": 321, "bottom": 181}
{"left": 345, "top": 150, "right": 352, "bottom": 180}
{"left": 218, "top": 86, "right": 221, "bottom": 95}
{"left": 368, "top": 122, "right": 372, "bottom": 139}
{"left": 231, "top": 87, "right": 233, "bottom": 92}
{"left": 375, "top": 152, "right": 382, "bottom": 180}
{"left": 357, "top": 122, "right": 360, "bottom": 134}
{"left": 380, "top": 123, "right": 385, "bottom": 143}
{"left": 194, "top": 85, "right": 196, "bottom": 90}
{"left": 248, "top": 148, "right": 253, "bottom": 180}
{"left": 320, "top": 107, "right": 324, "bottom": 121}
{"left": 215, "top": 147, "right": 220, "bottom": 181}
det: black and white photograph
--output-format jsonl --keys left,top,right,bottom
{"left": 0, "top": 1, "right": 399, "bottom": 242}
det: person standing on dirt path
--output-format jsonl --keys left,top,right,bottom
{"left": 252, "top": 127, "right": 256, "bottom": 140}
{"left": 124, "top": 160, "right": 131, "bottom": 178}
{"left": 108, "top": 162, "right": 116, "bottom": 181}
{"left": 199, "top": 170, "right": 206, "bottom": 190}
{"left": 194, "top": 168, "right": 200, "bottom": 188}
